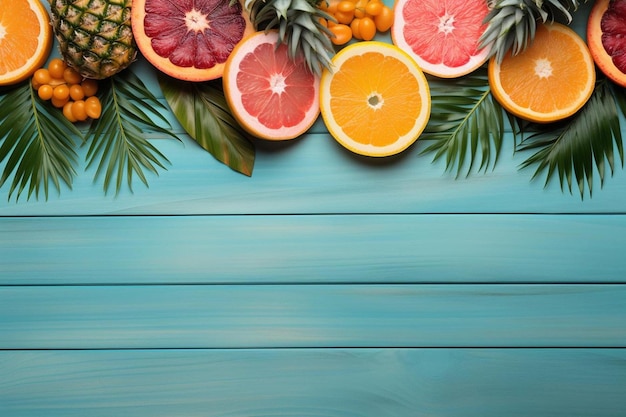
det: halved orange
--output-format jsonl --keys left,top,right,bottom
{"left": 587, "top": 0, "right": 626, "bottom": 88}
{"left": 488, "top": 23, "right": 595, "bottom": 124}
{"left": 320, "top": 41, "right": 430, "bottom": 157}
{"left": 0, "top": 0, "right": 53, "bottom": 86}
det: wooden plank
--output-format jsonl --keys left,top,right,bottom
{"left": 2, "top": 130, "right": 626, "bottom": 215}
{"left": 1, "top": 214, "right": 624, "bottom": 284}
{"left": 1, "top": 348, "right": 624, "bottom": 417}
{"left": 1, "top": 284, "right": 624, "bottom": 348}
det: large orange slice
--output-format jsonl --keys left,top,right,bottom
{"left": 320, "top": 41, "right": 430, "bottom": 157}
{"left": 488, "top": 23, "right": 595, "bottom": 124}
{"left": 0, "top": 0, "right": 53, "bottom": 86}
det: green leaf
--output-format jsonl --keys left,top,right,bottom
{"left": 420, "top": 68, "right": 506, "bottom": 177}
{"left": 516, "top": 78, "right": 624, "bottom": 199}
{"left": 0, "top": 81, "right": 81, "bottom": 201}
{"left": 85, "top": 69, "right": 177, "bottom": 195}
{"left": 158, "top": 73, "right": 255, "bottom": 177}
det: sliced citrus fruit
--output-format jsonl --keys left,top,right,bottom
{"left": 0, "top": 0, "right": 53, "bottom": 86}
{"left": 587, "top": 0, "right": 626, "bottom": 88}
{"left": 488, "top": 23, "right": 595, "bottom": 124}
{"left": 320, "top": 41, "right": 430, "bottom": 157}
{"left": 131, "top": 0, "right": 254, "bottom": 82}
{"left": 391, "top": 0, "right": 491, "bottom": 78}
{"left": 223, "top": 31, "right": 321, "bottom": 141}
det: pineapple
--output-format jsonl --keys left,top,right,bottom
{"left": 481, "top": 0, "right": 587, "bottom": 62}
{"left": 242, "top": 0, "right": 334, "bottom": 75}
{"left": 49, "top": 0, "right": 137, "bottom": 79}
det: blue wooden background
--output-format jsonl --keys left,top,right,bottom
{"left": 2, "top": 1, "right": 626, "bottom": 415}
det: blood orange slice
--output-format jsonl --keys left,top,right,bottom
{"left": 391, "top": 0, "right": 491, "bottom": 78}
{"left": 587, "top": 0, "right": 626, "bottom": 87}
{"left": 131, "top": 0, "right": 254, "bottom": 82}
{"left": 223, "top": 31, "right": 321, "bottom": 141}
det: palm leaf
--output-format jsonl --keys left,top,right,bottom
{"left": 158, "top": 74, "right": 255, "bottom": 177}
{"left": 85, "top": 69, "right": 178, "bottom": 195}
{"left": 516, "top": 78, "right": 625, "bottom": 198}
{"left": 0, "top": 81, "right": 81, "bottom": 201}
{"left": 420, "top": 67, "right": 507, "bottom": 177}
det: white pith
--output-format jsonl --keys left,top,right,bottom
{"left": 269, "top": 73, "right": 286, "bottom": 95}
{"left": 438, "top": 12, "right": 455, "bottom": 35}
{"left": 0, "top": 23, "right": 6, "bottom": 42}
{"left": 534, "top": 58, "right": 553, "bottom": 79}
{"left": 185, "top": 8, "right": 210, "bottom": 32}
{"left": 367, "top": 92, "right": 384, "bottom": 110}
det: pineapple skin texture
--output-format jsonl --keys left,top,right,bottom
{"left": 49, "top": 0, "right": 137, "bottom": 79}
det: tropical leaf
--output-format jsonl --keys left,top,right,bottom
{"left": 0, "top": 81, "right": 82, "bottom": 201}
{"left": 516, "top": 78, "right": 625, "bottom": 198}
{"left": 85, "top": 69, "right": 178, "bottom": 195}
{"left": 420, "top": 67, "right": 507, "bottom": 177}
{"left": 158, "top": 73, "right": 255, "bottom": 177}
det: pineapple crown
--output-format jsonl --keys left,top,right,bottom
{"left": 481, "top": 0, "right": 587, "bottom": 63}
{"left": 241, "top": 0, "right": 335, "bottom": 75}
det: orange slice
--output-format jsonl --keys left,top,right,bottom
{"left": 488, "top": 23, "right": 595, "bottom": 124}
{"left": 320, "top": 41, "right": 430, "bottom": 157}
{"left": 0, "top": 0, "right": 53, "bottom": 86}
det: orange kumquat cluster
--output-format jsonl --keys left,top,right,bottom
{"left": 319, "top": 0, "right": 394, "bottom": 45}
{"left": 32, "top": 58, "right": 102, "bottom": 123}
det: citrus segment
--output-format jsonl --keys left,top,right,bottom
{"left": 488, "top": 23, "right": 595, "bottom": 124}
{"left": 0, "top": 0, "right": 53, "bottom": 86}
{"left": 223, "top": 31, "right": 321, "bottom": 141}
{"left": 587, "top": 0, "right": 626, "bottom": 87}
{"left": 131, "top": 0, "right": 254, "bottom": 81}
{"left": 391, "top": 0, "right": 491, "bottom": 78}
{"left": 320, "top": 41, "right": 430, "bottom": 157}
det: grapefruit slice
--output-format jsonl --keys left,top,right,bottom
{"left": 587, "top": 0, "right": 626, "bottom": 88}
{"left": 489, "top": 23, "right": 595, "bottom": 124}
{"left": 131, "top": 0, "right": 254, "bottom": 82}
{"left": 223, "top": 31, "right": 321, "bottom": 141}
{"left": 320, "top": 41, "right": 430, "bottom": 157}
{"left": 0, "top": 0, "right": 53, "bottom": 86}
{"left": 391, "top": 0, "right": 491, "bottom": 78}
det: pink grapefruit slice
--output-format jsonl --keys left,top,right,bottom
{"left": 391, "top": 0, "right": 492, "bottom": 78}
{"left": 223, "top": 31, "right": 321, "bottom": 141}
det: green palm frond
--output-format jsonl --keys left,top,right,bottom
{"left": 420, "top": 68, "right": 507, "bottom": 177}
{"left": 85, "top": 70, "right": 178, "bottom": 195}
{"left": 516, "top": 78, "right": 625, "bottom": 198}
{"left": 0, "top": 82, "right": 81, "bottom": 201}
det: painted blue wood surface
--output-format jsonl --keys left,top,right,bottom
{"left": 1, "top": 1, "right": 625, "bottom": 415}
{"left": 2, "top": 349, "right": 625, "bottom": 417}
{"left": 1, "top": 284, "right": 624, "bottom": 348}
{"left": 1, "top": 214, "right": 625, "bottom": 284}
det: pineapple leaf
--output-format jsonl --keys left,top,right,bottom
{"left": 0, "top": 81, "right": 81, "bottom": 201}
{"left": 158, "top": 73, "right": 256, "bottom": 177}
{"left": 481, "top": 0, "right": 587, "bottom": 63}
{"left": 420, "top": 68, "right": 506, "bottom": 177}
{"left": 85, "top": 69, "right": 176, "bottom": 195}
{"left": 516, "top": 78, "right": 624, "bottom": 199}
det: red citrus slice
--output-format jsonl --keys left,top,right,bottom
{"left": 131, "top": 0, "right": 254, "bottom": 82}
{"left": 223, "top": 31, "right": 321, "bottom": 141}
{"left": 391, "top": 0, "right": 491, "bottom": 78}
{"left": 587, "top": 0, "right": 626, "bottom": 87}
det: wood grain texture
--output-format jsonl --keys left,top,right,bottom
{"left": 1, "top": 214, "right": 624, "bottom": 284}
{"left": 1, "top": 284, "right": 624, "bottom": 349}
{"left": 1, "top": 349, "right": 625, "bottom": 417}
